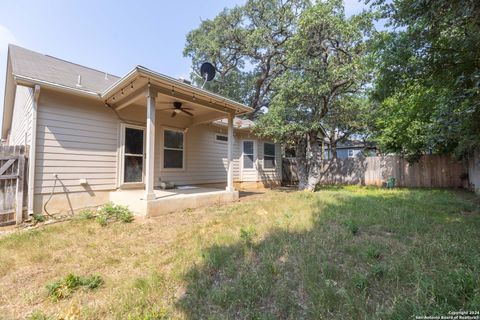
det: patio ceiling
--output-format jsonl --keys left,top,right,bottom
{"left": 103, "top": 66, "right": 253, "bottom": 125}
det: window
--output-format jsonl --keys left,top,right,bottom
{"left": 164, "top": 129, "right": 184, "bottom": 169}
{"left": 243, "top": 141, "right": 254, "bottom": 169}
{"left": 215, "top": 134, "right": 228, "bottom": 143}
{"left": 263, "top": 142, "right": 276, "bottom": 169}
{"left": 123, "top": 126, "right": 144, "bottom": 183}
{"left": 348, "top": 149, "right": 355, "bottom": 158}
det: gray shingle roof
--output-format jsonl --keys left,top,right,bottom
{"left": 8, "top": 45, "right": 120, "bottom": 94}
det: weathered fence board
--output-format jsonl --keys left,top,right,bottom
{"left": 283, "top": 155, "right": 467, "bottom": 188}
{"left": 0, "top": 146, "right": 28, "bottom": 226}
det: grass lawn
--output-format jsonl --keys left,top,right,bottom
{"left": 1, "top": 187, "right": 479, "bottom": 319}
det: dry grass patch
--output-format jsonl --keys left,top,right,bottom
{"left": 0, "top": 187, "right": 479, "bottom": 319}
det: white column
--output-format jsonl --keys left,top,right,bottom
{"left": 226, "top": 113, "right": 235, "bottom": 192}
{"left": 145, "top": 87, "right": 156, "bottom": 200}
{"left": 28, "top": 85, "right": 40, "bottom": 215}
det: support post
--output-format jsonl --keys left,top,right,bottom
{"left": 16, "top": 148, "right": 25, "bottom": 224}
{"left": 226, "top": 113, "right": 235, "bottom": 192}
{"left": 28, "top": 85, "right": 40, "bottom": 215}
{"left": 145, "top": 87, "right": 156, "bottom": 200}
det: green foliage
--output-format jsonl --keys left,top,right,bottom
{"left": 240, "top": 226, "right": 257, "bottom": 246}
{"left": 46, "top": 273, "right": 103, "bottom": 301}
{"left": 184, "top": 0, "right": 310, "bottom": 110}
{"left": 78, "top": 209, "right": 95, "bottom": 220}
{"left": 256, "top": 1, "right": 373, "bottom": 140}
{"left": 32, "top": 214, "right": 46, "bottom": 223}
{"left": 369, "top": 0, "right": 480, "bottom": 157}
{"left": 96, "top": 202, "right": 134, "bottom": 226}
{"left": 343, "top": 219, "right": 359, "bottom": 235}
{"left": 352, "top": 273, "right": 369, "bottom": 291}
{"left": 27, "top": 311, "right": 51, "bottom": 320}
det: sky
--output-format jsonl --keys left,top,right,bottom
{"left": 0, "top": 0, "right": 370, "bottom": 127}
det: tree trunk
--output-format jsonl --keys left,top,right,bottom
{"left": 330, "top": 132, "right": 338, "bottom": 160}
{"left": 306, "top": 131, "right": 321, "bottom": 191}
{"left": 295, "top": 136, "right": 309, "bottom": 190}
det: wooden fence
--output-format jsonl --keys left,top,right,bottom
{"left": 0, "top": 146, "right": 27, "bottom": 226}
{"left": 282, "top": 155, "right": 467, "bottom": 188}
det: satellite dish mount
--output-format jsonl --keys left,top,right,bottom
{"left": 200, "top": 62, "right": 216, "bottom": 88}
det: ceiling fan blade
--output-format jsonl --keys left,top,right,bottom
{"left": 171, "top": 111, "right": 177, "bottom": 118}
{"left": 182, "top": 107, "right": 194, "bottom": 110}
{"left": 181, "top": 109, "right": 194, "bottom": 116}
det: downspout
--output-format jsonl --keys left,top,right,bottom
{"left": 28, "top": 84, "right": 40, "bottom": 215}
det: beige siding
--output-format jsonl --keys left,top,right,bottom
{"left": 34, "top": 90, "right": 281, "bottom": 198}
{"left": 257, "top": 140, "right": 282, "bottom": 182}
{"left": 9, "top": 85, "right": 33, "bottom": 146}
{"left": 35, "top": 89, "right": 119, "bottom": 194}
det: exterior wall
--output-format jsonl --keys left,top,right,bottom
{"left": 32, "top": 89, "right": 281, "bottom": 213}
{"left": 257, "top": 139, "right": 282, "bottom": 183}
{"left": 33, "top": 89, "right": 119, "bottom": 213}
{"left": 8, "top": 85, "right": 33, "bottom": 146}
{"left": 324, "top": 147, "right": 363, "bottom": 160}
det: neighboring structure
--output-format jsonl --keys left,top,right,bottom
{"left": 1, "top": 45, "right": 282, "bottom": 216}
{"left": 323, "top": 140, "right": 377, "bottom": 160}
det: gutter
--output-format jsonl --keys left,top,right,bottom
{"left": 13, "top": 74, "right": 101, "bottom": 98}
{"left": 28, "top": 84, "right": 41, "bottom": 215}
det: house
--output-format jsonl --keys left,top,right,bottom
{"left": 323, "top": 140, "right": 377, "bottom": 160}
{"left": 1, "top": 45, "right": 282, "bottom": 217}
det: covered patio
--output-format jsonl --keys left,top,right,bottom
{"left": 109, "top": 187, "right": 238, "bottom": 216}
{"left": 101, "top": 66, "right": 252, "bottom": 216}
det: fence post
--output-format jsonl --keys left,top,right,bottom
{"left": 15, "top": 148, "right": 25, "bottom": 224}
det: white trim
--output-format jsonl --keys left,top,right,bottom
{"left": 27, "top": 84, "right": 40, "bottom": 215}
{"left": 119, "top": 123, "right": 146, "bottom": 186}
{"left": 161, "top": 127, "right": 186, "bottom": 171}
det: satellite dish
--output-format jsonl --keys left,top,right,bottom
{"left": 200, "top": 62, "right": 216, "bottom": 83}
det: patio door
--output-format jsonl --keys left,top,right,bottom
{"left": 121, "top": 125, "right": 145, "bottom": 184}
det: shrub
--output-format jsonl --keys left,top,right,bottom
{"left": 27, "top": 311, "right": 51, "bottom": 320}
{"left": 32, "top": 214, "right": 46, "bottom": 223}
{"left": 78, "top": 209, "right": 95, "bottom": 220}
{"left": 95, "top": 203, "right": 134, "bottom": 226}
{"left": 352, "top": 273, "right": 368, "bottom": 291}
{"left": 240, "top": 226, "right": 257, "bottom": 247}
{"left": 365, "top": 245, "right": 383, "bottom": 260}
{"left": 46, "top": 273, "right": 104, "bottom": 301}
{"left": 343, "top": 219, "right": 359, "bottom": 235}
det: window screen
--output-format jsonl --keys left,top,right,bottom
{"left": 164, "top": 130, "right": 184, "bottom": 168}
{"left": 243, "top": 141, "right": 254, "bottom": 169}
{"left": 263, "top": 142, "right": 276, "bottom": 169}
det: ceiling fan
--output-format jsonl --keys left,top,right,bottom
{"left": 158, "top": 101, "right": 194, "bottom": 118}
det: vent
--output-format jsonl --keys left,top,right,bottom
{"left": 76, "top": 75, "right": 82, "bottom": 87}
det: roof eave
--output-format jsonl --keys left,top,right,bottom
{"left": 13, "top": 74, "right": 101, "bottom": 98}
{"left": 101, "top": 66, "right": 253, "bottom": 115}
